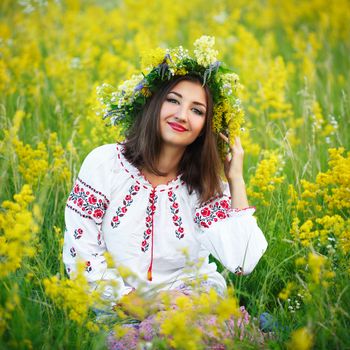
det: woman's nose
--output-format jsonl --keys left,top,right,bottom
{"left": 175, "top": 106, "right": 189, "bottom": 122}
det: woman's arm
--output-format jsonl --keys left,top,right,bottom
{"left": 63, "top": 145, "right": 134, "bottom": 309}
{"left": 228, "top": 176, "right": 249, "bottom": 209}
{"left": 219, "top": 133, "right": 249, "bottom": 210}
{"left": 193, "top": 134, "right": 267, "bottom": 275}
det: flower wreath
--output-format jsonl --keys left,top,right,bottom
{"left": 96, "top": 36, "right": 245, "bottom": 156}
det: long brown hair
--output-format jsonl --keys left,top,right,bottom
{"left": 122, "top": 74, "right": 223, "bottom": 204}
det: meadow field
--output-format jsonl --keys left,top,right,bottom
{"left": 0, "top": 0, "right": 349, "bottom": 349}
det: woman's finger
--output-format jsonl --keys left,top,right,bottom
{"left": 234, "top": 136, "right": 245, "bottom": 154}
{"left": 219, "top": 132, "right": 229, "bottom": 144}
{"left": 234, "top": 135, "right": 241, "bottom": 145}
{"left": 219, "top": 132, "right": 235, "bottom": 152}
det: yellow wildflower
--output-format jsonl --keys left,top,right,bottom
{"left": 0, "top": 185, "right": 39, "bottom": 278}
{"left": 48, "top": 133, "right": 71, "bottom": 183}
{"left": 316, "top": 148, "right": 350, "bottom": 211}
{"left": 141, "top": 47, "right": 166, "bottom": 71}
{"left": 140, "top": 86, "right": 152, "bottom": 97}
{"left": 278, "top": 282, "right": 295, "bottom": 301}
{"left": 113, "top": 324, "right": 129, "bottom": 338}
{"left": 174, "top": 67, "right": 188, "bottom": 75}
{"left": 253, "top": 56, "right": 294, "bottom": 121}
{"left": 296, "top": 252, "right": 335, "bottom": 291}
{"left": 240, "top": 121, "right": 261, "bottom": 156}
{"left": 287, "top": 184, "right": 299, "bottom": 206}
{"left": 216, "top": 292, "right": 240, "bottom": 322}
{"left": 287, "top": 327, "right": 313, "bottom": 350}
{"left": 290, "top": 148, "right": 349, "bottom": 251}
{"left": 13, "top": 139, "right": 49, "bottom": 186}
{"left": 117, "top": 290, "right": 148, "bottom": 320}
{"left": 159, "top": 307, "right": 202, "bottom": 350}
{"left": 43, "top": 261, "right": 100, "bottom": 325}
{"left": 247, "top": 150, "right": 285, "bottom": 206}
{"left": 0, "top": 283, "right": 20, "bottom": 336}
{"left": 307, "top": 252, "right": 326, "bottom": 285}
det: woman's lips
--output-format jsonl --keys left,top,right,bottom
{"left": 168, "top": 122, "right": 188, "bottom": 132}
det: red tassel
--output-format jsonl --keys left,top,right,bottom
{"left": 147, "top": 267, "right": 152, "bottom": 281}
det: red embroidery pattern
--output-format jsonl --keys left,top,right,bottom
{"left": 111, "top": 184, "right": 140, "bottom": 228}
{"left": 73, "top": 228, "right": 83, "bottom": 239}
{"left": 141, "top": 189, "right": 158, "bottom": 252}
{"left": 67, "top": 177, "right": 109, "bottom": 225}
{"left": 97, "top": 231, "right": 102, "bottom": 245}
{"left": 85, "top": 261, "right": 92, "bottom": 273}
{"left": 194, "top": 198, "right": 231, "bottom": 229}
{"left": 168, "top": 190, "right": 185, "bottom": 239}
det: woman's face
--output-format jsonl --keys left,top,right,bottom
{"left": 159, "top": 80, "right": 207, "bottom": 150}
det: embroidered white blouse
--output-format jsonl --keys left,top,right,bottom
{"left": 63, "top": 143, "right": 268, "bottom": 305}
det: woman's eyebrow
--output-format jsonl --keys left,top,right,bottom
{"left": 168, "top": 91, "right": 207, "bottom": 108}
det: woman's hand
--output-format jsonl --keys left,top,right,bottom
{"left": 219, "top": 132, "right": 250, "bottom": 209}
{"left": 219, "top": 133, "right": 245, "bottom": 181}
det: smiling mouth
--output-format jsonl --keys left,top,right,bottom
{"left": 168, "top": 122, "right": 188, "bottom": 132}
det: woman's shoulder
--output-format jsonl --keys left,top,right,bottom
{"left": 83, "top": 143, "right": 118, "bottom": 162}
{"left": 78, "top": 143, "right": 121, "bottom": 177}
{"left": 74, "top": 143, "right": 123, "bottom": 196}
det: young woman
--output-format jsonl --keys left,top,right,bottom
{"left": 63, "top": 37, "right": 268, "bottom": 348}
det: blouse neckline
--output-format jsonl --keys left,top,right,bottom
{"left": 116, "top": 143, "right": 185, "bottom": 190}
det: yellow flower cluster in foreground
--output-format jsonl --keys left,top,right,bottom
{"left": 0, "top": 185, "right": 39, "bottom": 335}
{"left": 247, "top": 150, "right": 285, "bottom": 206}
{"left": 296, "top": 252, "right": 335, "bottom": 290}
{"left": 112, "top": 285, "right": 258, "bottom": 350}
{"left": 289, "top": 148, "right": 350, "bottom": 253}
{"left": 43, "top": 262, "right": 99, "bottom": 330}
{"left": 0, "top": 185, "right": 39, "bottom": 277}
{"left": 287, "top": 326, "right": 314, "bottom": 350}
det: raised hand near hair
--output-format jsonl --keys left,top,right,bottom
{"left": 219, "top": 133, "right": 245, "bottom": 181}
{"left": 219, "top": 132, "right": 249, "bottom": 209}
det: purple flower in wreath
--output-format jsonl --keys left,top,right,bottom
{"left": 134, "top": 81, "right": 144, "bottom": 92}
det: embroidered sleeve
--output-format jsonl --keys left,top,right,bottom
{"left": 193, "top": 192, "right": 268, "bottom": 275}
{"left": 63, "top": 145, "right": 133, "bottom": 306}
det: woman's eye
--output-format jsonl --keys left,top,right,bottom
{"left": 192, "top": 108, "right": 204, "bottom": 116}
{"left": 166, "top": 98, "right": 179, "bottom": 104}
